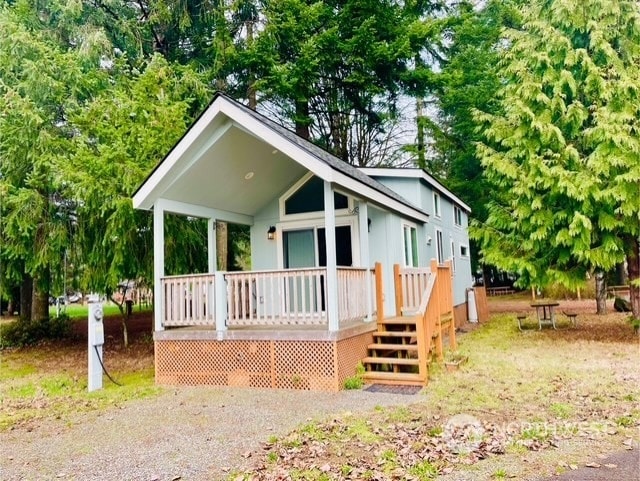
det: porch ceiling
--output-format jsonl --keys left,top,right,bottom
{"left": 160, "top": 125, "right": 307, "bottom": 218}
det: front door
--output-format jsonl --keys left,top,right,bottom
{"left": 282, "top": 225, "right": 353, "bottom": 314}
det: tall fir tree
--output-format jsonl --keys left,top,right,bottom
{"left": 472, "top": 0, "right": 640, "bottom": 317}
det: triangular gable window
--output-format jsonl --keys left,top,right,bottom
{"left": 284, "top": 176, "right": 348, "bottom": 215}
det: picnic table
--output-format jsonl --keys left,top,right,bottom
{"left": 530, "top": 300, "right": 560, "bottom": 329}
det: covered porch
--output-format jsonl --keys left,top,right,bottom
{"left": 133, "top": 94, "right": 435, "bottom": 390}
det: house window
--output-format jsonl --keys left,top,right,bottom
{"left": 435, "top": 229, "right": 444, "bottom": 264}
{"left": 433, "top": 192, "right": 441, "bottom": 217}
{"left": 284, "top": 175, "right": 348, "bottom": 216}
{"left": 283, "top": 225, "right": 353, "bottom": 268}
{"left": 460, "top": 245, "right": 469, "bottom": 257}
{"left": 402, "top": 224, "right": 419, "bottom": 267}
{"left": 454, "top": 205, "right": 462, "bottom": 226}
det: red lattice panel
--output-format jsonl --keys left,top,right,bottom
{"left": 336, "top": 331, "right": 373, "bottom": 388}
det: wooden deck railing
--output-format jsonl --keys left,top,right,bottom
{"left": 394, "top": 265, "right": 432, "bottom": 316}
{"left": 393, "top": 260, "right": 457, "bottom": 382}
{"left": 161, "top": 274, "right": 215, "bottom": 326}
{"left": 337, "top": 267, "right": 376, "bottom": 325}
{"left": 225, "top": 268, "right": 328, "bottom": 326}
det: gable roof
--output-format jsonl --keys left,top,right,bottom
{"left": 359, "top": 167, "right": 472, "bottom": 213}
{"left": 132, "top": 93, "right": 428, "bottom": 223}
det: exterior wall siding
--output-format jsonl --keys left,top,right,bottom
{"left": 368, "top": 175, "right": 473, "bottom": 307}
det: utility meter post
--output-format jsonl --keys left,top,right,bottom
{"left": 88, "top": 301, "right": 104, "bottom": 392}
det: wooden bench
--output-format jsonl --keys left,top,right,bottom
{"left": 563, "top": 311, "right": 578, "bottom": 328}
{"left": 488, "top": 286, "right": 515, "bottom": 296}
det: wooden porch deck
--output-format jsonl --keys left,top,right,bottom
{"left": 153, "top": 261, "right": 459, "bottom": 390}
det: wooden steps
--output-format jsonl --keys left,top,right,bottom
{"left": 373, "top": 331, "right": 416, "bottom": 339}
{"left": 362, "top": 371, "right": 424, "bottom": 386}
{"left": 360, "top": 262, "right": 458, "bottom": 388}
{"left": 367, "top": 343, "right": 418, "bottom": 352}
{"left": 363, "top": 316, "right": 425, "bottom": 385}
{"left": 362, "top": 356, "right": 419, "bottom": 366}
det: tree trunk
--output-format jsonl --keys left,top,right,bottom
{"left": 20, "top": 273, "right": 33, "bottom": 321}
{"left": 416, "top": 96, "right": 426, "bottom": 168}
{"left": 295, "top": 99, "right": 310, "bottom": 140}
{"left": 216, "top": 221, "right": 228, "bottom": 271}
{"left": 627, "top": 236, "right": 640, "bottom": 319}
{"left": 595, "top": 270, "right": 607, "bottom": 315}
{"left": 122, "top": 316, "right": 129, "bottom": 348}
{"left": 31, "top": 274, "right": 49, "bottom": 322}
{"left": 246, "top": 21, "right": 257, "bottom": 110}
{"left": 616, "top": 262, "right": 628, "bottom": 285}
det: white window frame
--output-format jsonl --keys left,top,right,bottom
{"left": 433, "top": 192, "right": 441, "bottom": 218}
{"left": 460, "top": 244, "right": 469, "bottom": 257}
{"left": 279, "top": 172, "right": 353, "bottom": 221}
{"left": 453, "top": 205, "right": 462, "bottom": 227}
{"left": 401, "top": 222, "right": 419, "bottom": 268}
{"left": 435, "top": 228, "right": 444, "bottom": 264}
{"left": 276, "top": 217, "right": 360, "bottom": 268}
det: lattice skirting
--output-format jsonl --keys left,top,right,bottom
{"left": 155, "top": 331, "right": 373, "bottom": 392}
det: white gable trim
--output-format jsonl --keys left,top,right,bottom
{"left": 133, "top": 102, "right": 223, "bottom": 210}
{"left": 133, "top": 96, "right": 428, "bottom": 223}
{"left": 358, "top": 167, "right": 471, "bottom": 213}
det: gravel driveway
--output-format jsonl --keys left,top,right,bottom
{"left": 1, "top": 386, "right": 423, "bottom": 481}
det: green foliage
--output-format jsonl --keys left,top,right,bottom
{"left": 472, "top": 0, "right": 640, "bottom": 293}
{"left": 0, "top": 314, "right": 73, "bottom": 348}
{"left": 343, "top": 362, "right": 366, "bottom": 390}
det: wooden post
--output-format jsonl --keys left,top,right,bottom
{"left": 393, "top": 263, "right": 403, "bottom": 317}
{"left": 445, "top": 260, "right": 457, "bottom": 351}
{"left": 414, "top": 311, "right": 428, "bottom": 384}
{"left": 430, "top": 260, "right": 443, "bottom": 361}
{"left": 375, "top": 262, "right": 384, "bottom": 327}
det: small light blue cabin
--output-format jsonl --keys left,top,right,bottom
{"left": 133, "top": 93, "right": 472, "bottom": 390}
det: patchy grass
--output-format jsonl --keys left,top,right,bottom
{"left": 49, "top": 303, "right": 151, "bottom": 319}
{"left": 0, "top": 337, "right": 157, "bottom": 431}
{"left": 236, "top": 309, "right": 640, "bottom": 480}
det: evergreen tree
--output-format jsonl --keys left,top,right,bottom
{"left": 472, "top": 0, "right": 640, "bottom": 317}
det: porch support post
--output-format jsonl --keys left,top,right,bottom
{"left": 324, "top": 180, "right": 339, "bottom": 331}
{"left": 358, "top": 201, "right": 372, "bottom": 322}
{"left": 153, "top": 202, "right": 165, "bottom": 332}
{"left": 214, "top": 271, "right": 228, "bottom": 331}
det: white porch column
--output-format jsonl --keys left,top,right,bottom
{"left": 324, "top": 180, "right": 339, "bottom": 331}
{"left": 153, "top": 202, "right": 165, "bottom": 332}
{"left": 214, "top": 271, "right": 228, "bottom": 331}
{"left": 209, "top": 219, "right": 227, "bottom": 331}
{"left": 358, "top": 201, "right": 373, "bottom": 322}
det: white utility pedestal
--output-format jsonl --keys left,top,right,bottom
{"left": 87, "top": 301, "right": 104, "bottom": 392}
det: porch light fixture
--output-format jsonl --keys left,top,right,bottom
{"left": 267, "top": 226, "right": 276, "bottom": 240}
{"left": 244, "top": 171, "right": 254, "bottom": 180}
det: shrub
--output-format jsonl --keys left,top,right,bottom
{"left": 343, "top": 362, "right": 365, "bottom": 390}
{"left": 0, "top": 314, "right": 73, "bottom": 348}
{"left": 542, "top": 277, "right": 595, "bottom": 299}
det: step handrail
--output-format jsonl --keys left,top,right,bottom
{"left": 412, "top": 271, "right": 437, "bottom": 383}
